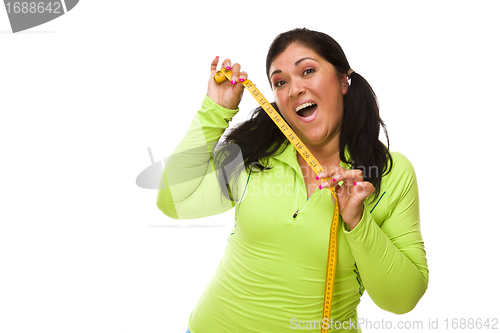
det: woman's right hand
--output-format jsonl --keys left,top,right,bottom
{"left": 207, "top": 57, "right": 248, "bottom": 110}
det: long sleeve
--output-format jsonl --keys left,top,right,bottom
{"left": 156, "top": 95, "right": 248, "bottom": 220}
{"left": 342, "top": 152, "right": 429, "bottom": 314}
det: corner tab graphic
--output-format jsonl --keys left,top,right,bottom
{"left": 3, "top": 0, "right": 79, "bottom": 33}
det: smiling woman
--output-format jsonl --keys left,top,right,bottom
{"left": 270, "top": 47, "right": 344, "bottom": 134}
{"left": 156, "top": 28, "right": 429, "bottom": 333}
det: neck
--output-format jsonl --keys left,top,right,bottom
{"left": 297, "top": 136, "right": 342, "bottom": 172}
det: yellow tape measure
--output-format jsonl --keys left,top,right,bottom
{"left": 214, "top": 69, "right": 339, "bottom": 333}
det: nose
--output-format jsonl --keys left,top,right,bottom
{"left": 288, "top": 79, "right": 305, "bottom": 98}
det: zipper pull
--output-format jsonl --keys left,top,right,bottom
{"left": 293, "top": 210, "right": 299, "bottom": 218}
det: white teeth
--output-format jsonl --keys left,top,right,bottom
{"left": 295, "top": 102, "right": 316, "bottom": 113}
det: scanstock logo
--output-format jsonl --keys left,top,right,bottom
{"left": 3, "top": 0, "right": 78, "bottom": 33}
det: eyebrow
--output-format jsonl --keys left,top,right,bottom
{"left": 270, "top": 57, "right": 319, "bottom": 78}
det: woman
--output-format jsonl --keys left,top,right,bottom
{"left": 157, "top": 28, "right": 429, "bottom": 333}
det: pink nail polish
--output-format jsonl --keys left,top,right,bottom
{"left": 239, "top": 78, "right": 244, "bottom": 82}
{"left": 231, "top": 80, "right": 236, "bottom": 84}
{"left": 316, "top": 175, "right": 319, "bottom": 180}
{"left": 216, "top": 56, "right": 219, "bottom": 59}
{"left": 332, "top": 178, "right": 336, "bottom": 182}
{"left": 353, "top": 182, "right": 357, "bottom": 186}
{"left": 226, "top": 66, "right": 231, "bottom": 70}
{"left": 319, "top": 185, "right": 322, "bottom": 190}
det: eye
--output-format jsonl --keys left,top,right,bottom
{"left": 274, "top": 80, "right": 286, "bottom": 88}
{"left": 303, "top": 68, "right": 315, "bottom": 75}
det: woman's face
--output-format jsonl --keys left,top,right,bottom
{"left": 269, "top": 43, "right": 348, "bottom": 148}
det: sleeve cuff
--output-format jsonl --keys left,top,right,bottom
{"left": 202, "top": 94, "right": 240, "bottom": 121}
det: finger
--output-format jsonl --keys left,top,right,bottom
{"left": 317, "top": 166, "right": 345, "bottom": 190}
{"left": 239, "top": 71, "right": 248, "bottom": 83}
{"left": 342, "top": 169, "right": 364, "bottom": 186}
{"left": 336, "top": 177, "right": 373, "bottom": 198}
{"left": 230, "top": 63, "right": 241, "bottom": 84}
{"left": 232, "top": 73, "right": 246, "bottom": 97}
{"left": 350, "top": 181, "right": 375, "bottom": 200}
{"left": 318, "top": 167, "right": 364, "bottom": 190}
{"left": 319, "top": 177, "right": 342, "bottom": 190}
{"left": 317, "top": 165, "right": 343, "bottom": 180}
{"left": 221, "top": 58, "right": 232, "bottom": 71}
{"left": 329, "top": 170, "right": 362, "bottom": 193}
{"left": 210, "top": 56, "right": 220, "bottom": 75}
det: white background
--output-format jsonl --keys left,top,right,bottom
{"left": 1, "top": 1, "right": 499, "bottom": 332}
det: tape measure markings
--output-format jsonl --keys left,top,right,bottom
{"left": 215, "top": 69, "right": 339, "bottom": 333}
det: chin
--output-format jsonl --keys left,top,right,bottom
{"left": 299, "top": 129, "right": 330, "bottom": 145}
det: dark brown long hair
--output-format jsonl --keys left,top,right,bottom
{"left": 214, "top": 28, "right": 393, "bottom": 204}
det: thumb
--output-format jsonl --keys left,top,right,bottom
{"left": 210, "top": 56, "right": 220, "bottom": 77}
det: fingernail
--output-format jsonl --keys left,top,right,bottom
{"left": 239, "top": 78, "right": 244, "bottom": 82}
{"left": 231, "top": 80, "right": 236, "bottom": 84}
{"left": 319, "top": 184, "right": 323, "bottom": 190}
{"left": 317, "top": 172, "right": 325, "bottom": 178}
{"left": 332, "top": 178, "right": 336, "bottom": 182}
{"left": 216, "top": 56, "right": 219, "bottom": 59}
{"left": 353, "top": 182, "right": 357, "bottom": 186}
{"left": 226, "top": 66, "right": 231, "bottom": 70}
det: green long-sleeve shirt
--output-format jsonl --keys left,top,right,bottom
{"left": 157, "top": 95, "right": 429, "bottom": 332}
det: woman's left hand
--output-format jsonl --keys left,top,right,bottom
{"left": 317, "top": 166, "right": 375, "bottom": 230}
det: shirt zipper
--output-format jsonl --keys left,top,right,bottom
{"left": 292, "top": 169, "right": 319, "bottom": 218}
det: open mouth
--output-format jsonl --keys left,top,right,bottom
{"left": 295, "top": 102, "right": 318, "bottom": 122}
{"left": 296, "top": 103, "right": 318, "bottom": 117}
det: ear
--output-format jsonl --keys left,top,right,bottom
{"left": 341, "top": 74, "right": 349, "bottom": 95}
